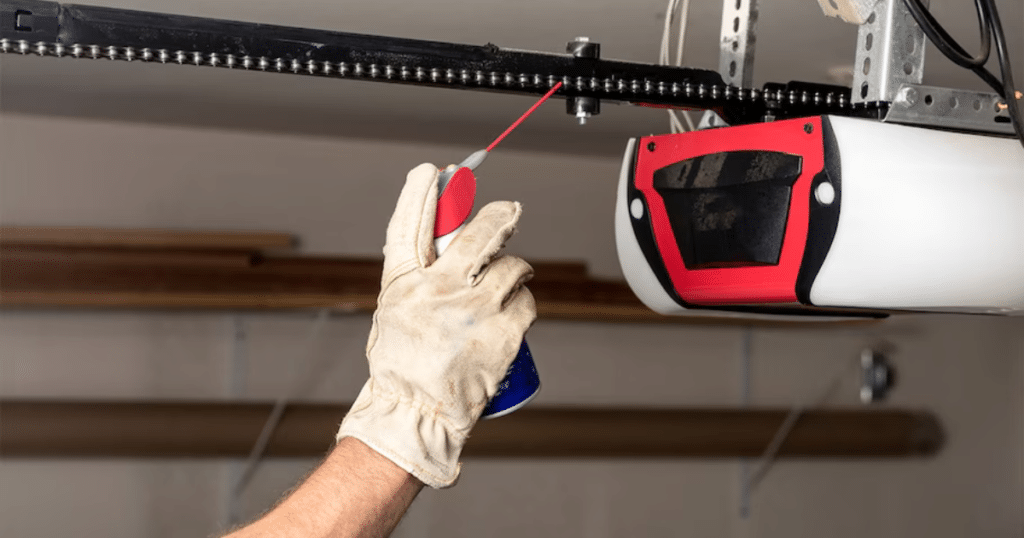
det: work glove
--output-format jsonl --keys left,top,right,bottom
{"left": 336, "top": 163, "right": 537, "bottom": 488}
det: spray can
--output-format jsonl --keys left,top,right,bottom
{"left": 434, "top": 164, "right": 541, "bottom": 419}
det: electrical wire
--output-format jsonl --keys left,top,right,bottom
{"left": 659, "top": 0, "right": 679, "bottom": 133}
{"left": 902, "top": 0, "right": 1023, "bottom": 151}
{"left": 902, "top": 0, "right": 1004, "bottom": 97}
{"left": 659, "top": 0, "right": 696, "bottom": 133}
{"left": 232, "top": 309, "right": 331, "bottom": 502}
{"left": 658, "top": 0, "right": 677, "bottom": 66}
{"left": 674, "top": 0, "right": 692, "bottom": 71}
{"left": 904, "top": 0, "right": 991, "bottom": 69}
{"left": 979, "top": 0, "right": 1024, "bottom": 152}
{"left": 748, "top": 353, "right": 862, "bottom": 489}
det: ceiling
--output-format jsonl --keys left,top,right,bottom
{"left": 1, "top": 0, "right": 1021, "bottom": 156}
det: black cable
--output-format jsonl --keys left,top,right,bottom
{"left": 902, "top": 0, "right": 1004, "bottom": 97}
{"left": 902, "top": 0, "right": 1022, "bottom": 150}
{"left": 979, "top": 0, "right": 1024, "bottom": 152}
{"left": 904, "top": 0, "right": 990, "bottom": 68}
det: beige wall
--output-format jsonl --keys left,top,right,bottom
{"left": 1, "top": 114, "right": 1021, "bottom": 537}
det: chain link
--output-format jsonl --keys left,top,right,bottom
{"left": 1, "top": 38, "right": 854, "bottom": 112}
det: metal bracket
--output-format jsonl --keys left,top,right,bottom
{"left": 851, "top": 0, "right": 926, "bottom": 105}
{"left": 719, "top": 0, "right": 759, "bottom": 88}
{"left": 830, "top": 0, "right": 1014, "bottom": 134}
{"left": 885, "top": 84, "right": 1015, "bottom": 134}
{"left": 698, "top": 110, "right": 730, "bottom": 129}
{"left": 566, "top": 36, "right": 601, "bottom": 125}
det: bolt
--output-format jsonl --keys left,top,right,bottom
{"left": 567, "top": 37, "right": 600, "bottom": 59}
{"left": 897, "top": 87, "right": 918, "bottom": 107}
{"left": 803, "top": 123, "right": 814, "bottom": 134}
{"left": 647, "top": 141, "right": 657, "bottom": 152}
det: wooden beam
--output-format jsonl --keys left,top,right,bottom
{"left": 0, "top": 226, "right": 296, "bottom": 252}
{"left": 0, "top": 245, "right": 880, "bottom": 326}
{"left": 0, "top": 401, "right": 943, "bottom": 459}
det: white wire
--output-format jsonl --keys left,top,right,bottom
{"left": 660, "top": 0, "right": 677, "bottom": 65}
{"left": 674, "top": 0, "right": 692, "bottom": 67}
{"left": 232, "top": 308, "right": 332, "bottom": 501}
{"left": 660, "top": 0, "right": 676, "bottom": 131}
{"left": 668, "top": 110, "right": 686, "bottom": 133}
{"left": 659, "top": 0, "right": 674, "bottom": 67}
{"left": 748, "top": 353, "right": 862, "bottom": 489}
{"left": 659, "top": 0, "right": 695, "bottom": 133}
{"left": 675, "top": 0, "right": 695, "bottom": 131}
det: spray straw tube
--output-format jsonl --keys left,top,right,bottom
{"left": 435, "top": 163, "right": 541, "bottom": 419}
{"left": 430, "top": 83, "right": 560, "bottom": 418}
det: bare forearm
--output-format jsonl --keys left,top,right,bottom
{"left": 225, "top": 437, "right": 423, "bottom": 538}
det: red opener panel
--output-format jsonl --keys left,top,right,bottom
{"left": 633, "top": 116, "right": 824, "bottom": 305}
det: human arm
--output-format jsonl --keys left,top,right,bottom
{"left": 223, "top": 163, "right": 535, "bottom": 535}
{"left": 224, "top": 437, "right": 422, "bottom": 538}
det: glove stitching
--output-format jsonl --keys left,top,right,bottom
{"left": 381, "top": 259, "right": 419, "bottom": 292}
{"left": 468, "top": 204, "right": 521, "bottom": 286}
{"left": 367, "top": 381, "right": 471, "bottom": 442}
{"left": 415, "top": 176, "right": 436, "bottom": 269}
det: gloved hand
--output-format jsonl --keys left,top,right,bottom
{"left": 336, "top": 163, "right": 537, "bottom": 488}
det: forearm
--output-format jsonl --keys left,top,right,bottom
{"left": 225, "top": 437, "right": 423, "bottom": 538}
{"left": 225, "top": 163, "right": 534, "bottom": 535}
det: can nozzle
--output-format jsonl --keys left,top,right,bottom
{"left": 459, "top": 149, "right": 489, "bottom": 170}
{"left": 438, "top": 149, "right": 489, "bottom": 187}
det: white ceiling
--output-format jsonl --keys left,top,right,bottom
{"left": 1, "top": 0, "right": 1021, "bottom": 155}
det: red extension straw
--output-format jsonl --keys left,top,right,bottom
{"left": 485, "top": 82, "right": 564, "bottom": 152}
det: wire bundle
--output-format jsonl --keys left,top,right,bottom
{"left": 903, "top": 0, "right": 1024, "bottom": 150}
{"left": 659, "top": 0, "right": 696, "bottom": 133}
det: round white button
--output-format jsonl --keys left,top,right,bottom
{"left": 630, "top": 198, "right": 644, "bottom": 219}
{"left": 815, "top": 182, "right": 836, "bottom": 205}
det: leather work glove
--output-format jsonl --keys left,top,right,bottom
{"left": 337, "top": 163, "right": 537, "bottom": 488}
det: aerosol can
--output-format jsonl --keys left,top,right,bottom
{"left": 432, "top": 82, "right": 562, "bottom": 418}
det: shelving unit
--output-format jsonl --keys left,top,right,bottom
{"left": 0, "top": 226, "right": 932, "bottom": 462}
{"left": 0, "top": 226, "right": 877, "bottom": 327}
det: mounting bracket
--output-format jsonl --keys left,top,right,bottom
{"left": 822, "top": 0, "right": 1013, "bottom": 135}
{"left": 719, "top": 0, "right": 759, "bottom": 88}
{"left": 850, "top": 0, "right": 926, "bottom": 105}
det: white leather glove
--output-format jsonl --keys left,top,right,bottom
{"left": 337, "top": 163, "right": 536, "bottom": 488}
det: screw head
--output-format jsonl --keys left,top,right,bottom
{"left": 803, "top": 123, "right": 814, "bottom": 134}
{"left": 647, "top": 141, "right": 656, "bottom": 152}
{"left": 897, "top": 87, "right": 918, "bottom": 107}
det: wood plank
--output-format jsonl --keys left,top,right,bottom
{"left": 0, "top": 401, "right": 943, "bottom": 459}
{"left": 0, "top": 226, "right": 296, "bottom": 251}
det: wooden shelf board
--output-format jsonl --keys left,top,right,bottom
{"left": 0, "top": 226, "right": 296, "bottom": 252}
{"left": 0, "top": 229, "right": 883, "bottom": 327}
{"left": 0, "top": 400, "right": 943, "bottom": 459}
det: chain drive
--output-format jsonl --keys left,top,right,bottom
{"left": 1, "top": 37, "right": 863, "bottom": 115}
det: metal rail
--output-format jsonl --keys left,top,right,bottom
{"left": 0, "top": 0, "right": 869, "bottom": 125}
